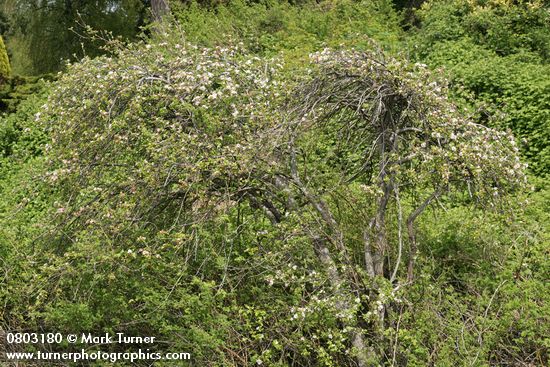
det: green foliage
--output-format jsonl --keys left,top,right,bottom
{"left": 396, "top": 181, "right": 549, "bottom": 366}
{"left": 1, "top": 27, "right": 523, "bottom": 365}
{"left": 0, "top": 2, "right": 548, "bottom": 366}
{"left": 0, "top": 35, "right": 10, "bottom": 81}
{"left": 1, "top": 0, "right": 148, "bottom": 75}
{"left": 411, "top": 0, "right": 550, "bottom": 61}
{"left": 0, "top": 81, "right": 49, "bottom": 161}
{"left": 422, "top": 40, "right": 550, "bottom": 175}
{"left": 172, "top": 0, "right": 403, "bottom": 58}
{"left": 410, "top": 0, "right": 550, "bottom": 175}
{"left": 1, "top": 33, "right": 285, "bottom": 364}
{"left": 0, "top": 74, "right": 53, "bottom": 114}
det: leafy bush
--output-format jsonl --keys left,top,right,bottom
{"left": 5, "top": 28, "right": 522, "bottom": 365}
{"left": 398, "top": 180, "right": 550, "bottom": 366}
{"left": 0, "top": 91, "right": 48, "bottom": 162}
{"left": 4, "top": 33, "right": 288, "bottom": 365}
{"left": 0, "top": 74, "right": 53, "bottom": 114}
{"left": 172, "top": 0, "right": 403, "bottom": 58}
{"left": 0, "top": 2, "right": 547, "bottom": 366}
{"left": 411, "top": 0, "right": 550, "bottom": 61}
{"left": 410, "top": 0, "right": 550, "bottom": 175}
{"left": 420, "top": 39, "right": 550, "bottom": 175}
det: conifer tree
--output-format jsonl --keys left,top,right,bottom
{"left": 0, "top": 35, "right": 10, "bottom": 82}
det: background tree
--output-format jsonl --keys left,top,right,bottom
{"left": 0, "top": 0, "right": 149, "bottom": 75}
{"left": 0, "top": 35, "right": 10, "bottom": 82}
{"left": 151, "top": 0, "right": 170, "bottom": 22}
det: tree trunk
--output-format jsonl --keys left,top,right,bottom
{"left": 151, "top": 0, "right": 170, "bottom": 22}
{"left": 289, "top": 135, "right": 372, "bottom": 366}
{"left": 313, "top": 238, "right": 373, "bottom": 367}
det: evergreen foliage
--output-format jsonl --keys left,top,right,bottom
{"left": 0, "top": 35, "right": 10, "bottom": 81}
{"left": 0, "top": 75, "right": 52, "bottom": 114}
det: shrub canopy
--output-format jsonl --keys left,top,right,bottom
{"left": 32, "top": 33, "right": 528, "bottom": 365}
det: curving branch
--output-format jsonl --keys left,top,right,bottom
{"left": 406, "top": 187, "right": 444, "bottom": 281}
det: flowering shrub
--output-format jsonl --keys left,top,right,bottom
{"left": 41, "top": 35, "right": 285, "bottom": 234}
{"left": 279, "top": 47, "right": 527, "bottom": 365}
{"left": 12, "top": 32, "right": 530, "bottom": 366}
{"left": 302, "top": 48, "right": 526, "bottom": 196}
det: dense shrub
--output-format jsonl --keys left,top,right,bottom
{"left": 0, "top": 74, "right": 53, "bottom": 114}
{"left": 3, "top": 34, "right": 289, "bottom": 365}
{"left": 419, "top": 39, "right": 550, "bottom": 175}
{"left": 172, "top": 0, "right": 403, "bottom": 58}
{"left": 410, "top": 0, "right": 550, "bottom": 175}
{"left": 400, "top": 184, "right": 549, "bottom": 366}
{"left": 0, "top": 28, "right": 527, "bottom": 365}
{"left": 411, "top": 0, "right": 550, "bottom": 62}
{"left": 0, "top": 88, "right": 48, "bottom": 161}
{"left": 0, "top": 2, "right": 547, "bottom": 366}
